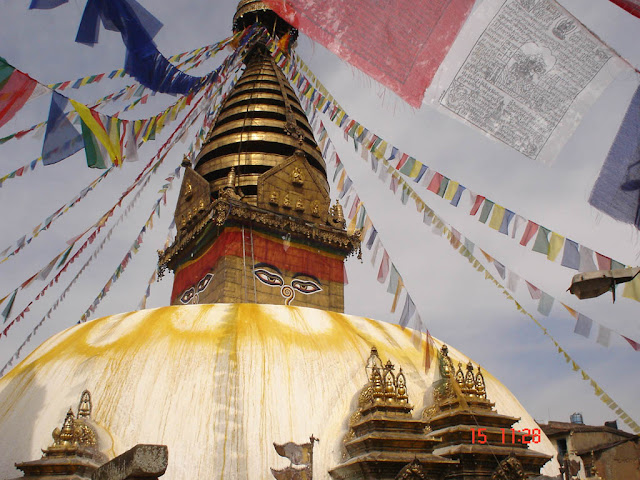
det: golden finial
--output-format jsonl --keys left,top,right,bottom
{"left": 396, "top": 367, "right": 408, "bottom": 403}
{"left": 465, "top": 361, "right": 476, "bottom": 391}
{"left": 50, "top": 408, "right": 78, "bottom": 449}
{"left": 455, "top": 362, "right": 465, "bottom": 386}
{"left": 227, "top": 167, "right": 236, "bottom": 189}
{"left": 384, "top": 369, "right": 396, "bottom": 399}
{"left": 331, "top": 199, "right": 346, "bottom": 228}
{"left": 475, "top": 366, "right": 487, "bottom": 399}
{"left": 365, "top": 346, "right": 383, "bottom": 380}
{"left": 371, "top": 366, "right": 384, "bottom": 402}
{"left": 77, "top": 390, "right": 92, "bottom": 418}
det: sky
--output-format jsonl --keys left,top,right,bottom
{"left": 0, "top": 0, "right": 639, "bottom": 436}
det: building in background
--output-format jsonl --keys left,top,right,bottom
{"left": 540, "top": 415, "right": 640, "bottom": 480}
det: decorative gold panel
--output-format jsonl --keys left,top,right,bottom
{"left": 257, "top": 150, "right": 330, "bottom": 223}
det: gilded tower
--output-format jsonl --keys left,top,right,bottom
{"left": 159, "top": 0, "right": 360, "bottom": 311}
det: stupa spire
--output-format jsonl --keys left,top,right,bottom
{"left": 159, "top": 0, "right": 360, "bottom": 311}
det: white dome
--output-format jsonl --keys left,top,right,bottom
{"left": 0, "top": 304, "right": 557, "bottom": 479}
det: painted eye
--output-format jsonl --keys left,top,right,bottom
{"left": 291, "top": 279, "right": 322, "bottom": 294}
{"left": 197, "top": 273, "right": 213, "bottom": 292}
{"left": 254, "top": 268, "right": 284, "bottom": 287}
{"left": 180, "top": 287, "right": 195, "bottom": 304}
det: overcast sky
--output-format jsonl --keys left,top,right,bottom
{"left": 0, "top": 0, "right": 639, "bottom": 432}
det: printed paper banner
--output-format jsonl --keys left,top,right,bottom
{"left": 262, "top": 0, "right": 474, "bottom": 107}
{"left": 426, "top": 0, "right": 629, "bottom": 164}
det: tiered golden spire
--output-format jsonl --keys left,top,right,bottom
{"left": 363, "top": 346, "right": 409, "bottom": 405}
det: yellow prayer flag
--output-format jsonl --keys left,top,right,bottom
{"left": 391, "top": 278, "right": 404, "bottom": 313}
{"left": 622, "top": 271, "right": 640, "bottom": 302}
{"left": 70, "top": 99, "right": 120, "bottom": 164}
{"left": 408, "top": 159, "right": 422, "bottom": 178}
{"left": 108, "top": 116, "right": 122, "bottom": 166}
{"left": 374, "top": 140, "right": 388, "bottom": 160}
{"left": 548, "top": 232, "right": 565, "bottom": 261}
{"left": 355, "top": 125, "right": 364, "bottom": 138}
{"left": 571, "top": 360, "right": 579, "bottom": 371}
{"left": 488, "top": 204, "right": 506, "bottom": 230}
{"left": 590, "top": 380, "right": 603, "bottom": 396}
{"left": 581, "top": 371, "right": 589, "bottom": 381}
{"left": 443, "top": 181, "right": 459, "bottom": 201}
{"left": 336, "top": 170, "right": 346, "bottom": 191}
{"left": 347, "top": 204, "right": 360, "bottom": 234}
{"left": 562, "top": 303, "right": 578, "bottom": 319}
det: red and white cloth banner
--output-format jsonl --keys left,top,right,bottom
{"left": 262, "top": 0, "right": 474, "bottom": 107}
{"left": 608, "top": 0, "right": 640, "bottom": 18}
{"left": 426, "top": 0, "right": 629, "bottom": 164}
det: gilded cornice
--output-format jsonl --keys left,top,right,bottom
{"left": 159, "top": 199, "right": 361, "bottom": 273}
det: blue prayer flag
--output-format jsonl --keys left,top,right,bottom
{"left": 42, "top": 92, "right": 83, "bottom": 165}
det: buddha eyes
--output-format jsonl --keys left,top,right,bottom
{"left": 291, "top": 279, "right": 322, "bottom": 294}
{"left": 197, "top": 273, "right": 213, "bottom": 292}
{"left": 254, "top": 268, "right": 284, "bottom": 287}
{"left": 180, "top": 287, "right": 195, "bottom": 304}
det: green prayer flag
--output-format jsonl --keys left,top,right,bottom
{"left": 399, "top": 157, "right": 416, "bottom": 175}
{"left": 437, "top": 177, "right": 449, "bottom": 197}
{"left": 532, "top": 227, "right": 551, "bottom": 254}
{"left": 81, "top": 120, "right": 108, "bottom": 169}
{"left": 478, "top": 200, "right": 494, "bottom": 223}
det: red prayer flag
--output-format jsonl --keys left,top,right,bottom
{"left": 262, "top": 0, "right": 475, "bottom": 107}
{"left": 596, "top": 252, "right": 612, "bottom": 270}
{"left": 623, "top": 335, "right": 640, "bottom": 351}
{"left": 427, "top": 172, "right": 443, "bottom": 194}
{"left": 520, "top": 221, "right": 539, "bottom": 247}
{"left": 608, "top": 0, "right": 640, "bottom": 18}
{"left": 0, "top": 70, "right": 37, "bottom": 128}
{"left": 469, "top": 195, "right": 485, "bottom": 216}
{"left": 396, "top": 153, "right": 409, "bottom": 169}
{"left": 377, "top": 250, "right": 390, "bottom": 283}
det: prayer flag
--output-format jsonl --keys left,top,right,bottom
{"left": 29, "top": 0, "right": 68, "bottom": 8}
{"left": 596, "top": 253, "right": 612, "bottom": 270}
{"left": 520, "top": 220, "right": 538, "bottom": 246}
{"left": 498, "top": 209, "right": 515, "bottom": 235}
{"left": 537, "top": 291, "right": 554, "bottom": 316}
{"left": 532, "top": 227, "right": 550, "bottom": 255}
{"left": 450, "top": 185, "right": 465, "bottom": 206}
{"left": 470, "top": 195, "right": 485, "bottom": 216}
{"left": 437, "top": 177, "right": 449, "bottom": 197}
{"left": 622, "top": 335, "right": 640, "bottom": 351}
{"left": 399, "top": 157, "right": 416, "bottom": 176}
{"left": 377, "top": 250, "right": 390, "bottom": 283}
{"left": 427, "top": 173, "right": 443, "bottom": 194}
{"left": 387, "top": 265, "right": 400, "bottom": 294}
{"left": 429, "top": 0, "right": 628, "bottom": 164}
{"left": 0, "top": 59, "right": 38, "bottom": 129}
{"left": 478, "top": 200, "right": 494, "bottom": 224}
{"left": 596, "top": 325, "right": 611, "bottom": 347}
{"left": 622, "top": 270, "right": 640, "bottom": 302}
{"left": 391, "top": 277, "right": 404, "bottom": 313}
{"left": 71, "top": 99, "right": 121, "bottom": 165}
{"left": 371, "top": 237, "right": 382, "bottom": 266}
{"left": 561, "top": 239, "right": 580, "bottom": 270}
{"left": 562, "top": 303, "right": 579, "bottom": 319}
{"left": 263, "top": 0, "right": 475, "bottom": 106}
{"left": 589, "top": 84, "right": 640, "bottom": 229}
{"left": 366, "top": 228, "right": 378, "bottom": 250}
{"left": 578, "top": 245, "right": 597, "bottom": 273}
{"left": 608, "top": 0, "right": 640, "bottom": 18}
{"left": 493, "top": 260, "right": 505, "bottom": 279}
{"left": 1, "top": 289, "right": 17, "bottom": 322}
{"left": 511, "top": 215, "right": 526, "bottom": 239}
{"left": 548, "top": 232, "right": 565, "bottom": 261}
{"left": 444, "top": 181, "right": 459, "bottom": 201}
{"left": 42, "top": 92, "right": 83, "bottom": 165}
{"left": 574, "top": 314, "right": 593, "bottom": 338}
{"left": 488, "top": 204, "right": 506, "bottom": 230}
{"left": 414, "top": 164, "right": 428, "bottom": 183}
{"left": 506, "top": 270, "right": 519, "bottom": 292}
{"left": 399, "top": 294, "right": 416, "bottom": 328}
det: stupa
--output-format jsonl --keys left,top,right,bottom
{"left": 0, "top": 1, "right": 558, "bottom": 479}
